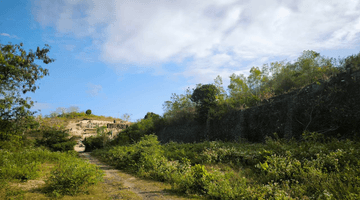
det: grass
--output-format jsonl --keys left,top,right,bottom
{"left": 0, "top": 148, "right": 105, "bottom": 199}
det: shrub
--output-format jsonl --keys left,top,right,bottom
{"left": 45, "top": 158, "right": 104, "bottom": 197}
{"left": 83, "top": 136, "right": 106, "bottom": 152}
{"left": 112, "top": 116, "right": 163, "bottom": 145}
{"left": 0, "top": 148, "right": 77, "bottom": 182}
{"left": 0, "top": 150, "right": 40, "bottom": 181}
{"left": 36, "top": 128, "right": 76, "bottom": 152}
{"left": 85, "top": 109, "right": 92, "bottom": 115}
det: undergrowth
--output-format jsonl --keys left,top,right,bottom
{"left": 93, "top": 132, "right": 360, "bottom": 199}
{"left": 0, "top": 148, "right": 104, "bottom": 198}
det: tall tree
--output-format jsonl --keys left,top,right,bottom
{"left": 0, "top": 43, "right": 54, "bottom": 146}
{"left": 162, "top": 87, "right": 195, "bottom": 120}
{"left": 213, "top": 75, "right": 227, "bottom": 103}
{"left": 190, "top": 84, "right": 219, "bottom": 124}
{"left": 0, "top": 43, "right": 54, "bottom": 120}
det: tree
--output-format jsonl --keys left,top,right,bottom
{"left": 67, "top": 106, "right": 79, "bottom": 113}
{"left": 121, "top": 113, "right": 132, "bottom": 122}
{"left": 269, "top": 50, "right": 339, "bottom": 94}
{"left": 213, "top": 75, "right": 227, "bottom": 103}
{"left": 0, "top": 43, "right": 54, "bottom": 146}
{"left": 190, "top": 84, "right": 219, "bottom": 124}
{"left": 55, "top": 107, "right": 67, "bottom": 117}
{"left": 86, "top": 109, "right": 92, "bottom": 115}
{"left": 144, "top": 112, "right": 160, "bottom": 120}
{"left": 227, "top": 73, "right": 250, "bottom": 108}
{"left": 162, "top": 88, "right": 195, "bottom": 121}
{"left": 0, "top": 42, "right": 54, "bottom": 120}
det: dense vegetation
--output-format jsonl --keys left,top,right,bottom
{"left": 89, "top": 50, "right": 360, "bottom": 199}
{"left": 2, "top": 42, "right": 360, "bottom": 199}
{"left": 0, "top": 43, "right": 104, "bottom": 199}
{"left": 93, "top": 133, "right": 360, "bottom": 199}
{"left": 162, "top": 50, "right": 360, "bottom": 126}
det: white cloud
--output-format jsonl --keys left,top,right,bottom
{"left": 86, "top": 83, "right": 103, "bottom": 97}
{"left": 0, "top": 33, "right": 19, "bottom": 39}
{"left": 64, "top": 44, "right": 76, "bottom": 51}
{"left": 33, "top": 0, "right": 360, "bottom": 82}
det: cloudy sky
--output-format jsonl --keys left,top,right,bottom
{"left": 1, "top": 0, "right": 360, "bottom": 121}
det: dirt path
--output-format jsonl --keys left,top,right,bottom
{"left": 77, "top": 150, "right": 190, "bottom": 200}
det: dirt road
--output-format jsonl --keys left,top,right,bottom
{"left": 76, "top": 149, "right": 190, "bottom": 200}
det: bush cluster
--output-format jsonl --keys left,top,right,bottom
{"left": 93, "top": 132, "right": 360, "bottom": 199}
{"left": 83, "top": 135, "right": 108, "bottom": 152}
{"left": 0, "top": 148, "right": 104, "bottom": 198}
{"left": 111, "top": 113, "right": 164, "bottom": 145}
{"left": 45, "top": 157, "right": 104, "bottom": 197}
{"left": 35, "top": 128, "right": 77, "bottom": 152}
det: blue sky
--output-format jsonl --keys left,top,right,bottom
{"left": 1, "top": 0, "right": 360, "bottom": 121}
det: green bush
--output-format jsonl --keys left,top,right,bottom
{"left": 0, "top": 148, "right": 78, "bottom": 182}
{"left": 93, "top": 131, "right": 360, "bottom": 199}
{"left": 112, "top": 115, "right": 163, "bottom": 145}
{"left": 36, "top": 128, "right": 76, "bottom": 152}
{"left": 45, "top": 158, "right": 104, "bottom": 197}
{"left": 0, "top": 150, "right": 40, "bottom": 181}
{"left": 83, "top": 135, "right": 107, "bottom": 152}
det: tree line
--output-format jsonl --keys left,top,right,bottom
{"left": 163, "top": 50, "right": 360, "bottom": 125}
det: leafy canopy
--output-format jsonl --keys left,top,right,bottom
{"left": 191, "top": 84, "right": 219, "bottom": 124}
{"left": 0, "top": 42, "right": 54, "bottom": 120}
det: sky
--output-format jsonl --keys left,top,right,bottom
{"left": 1, "top": 0, "right": 360, "bottom": 122}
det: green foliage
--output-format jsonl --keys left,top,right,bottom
{"left": 83, "top": 125, "right": 112, "bottom": 152}
{"left": 190, "top": 84, "right": 219, "bottom": 124}
{"left": 96, "top": 135, "right": 164, "bottom": 172}
{"left": 112, "top": 113, "right": 163, "bottom": 145}
{"left": 0, "top": 150, "right": 40, "bottom": 181}
{"left": 0, "top": 42, "right": 54, "bottom": 121}
{"left": 162, "top": 50, "right": 343, "bottom": 127}
{"left": 83, "top": 135, "right": 107, "bottom": 152}
{"left": 144, "top": 112, "right": 160, "bottom": 119}
{"left": 0, "top": 116, "right": 40, "bottom": 150}
{"left": 162, "top": 88, "right": 196, "bottom": 124}
{"left": 45, "top": 157, "right": 104, "bottom": 197}
{"left": 94, "top": 132, "right": 360, "bottom": 199}
{"left": 36, "top": 128, "right": 76, "bottom": 152}
{"left": 86, "top": 109, "right": 92, "bottom": 115}
{"left": 343, "top": 52, "right": 360, "bottom": 71}
{"left": 0, "top": 148, "right": 79, "bottom": 182}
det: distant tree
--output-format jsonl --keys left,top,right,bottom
{"left": 144, "top": 112, "right": 160, "bottom": 120}
{"left": 269, "top": 50, "right": 339, "bottom": 94}
{"left": 343, "top": 52, "right": 360, "bottom": 71}
{"left": 162, "top": 88, "right": 195, "bottom": 122}
{"left": 86, "top": 109, "right": 92, "bottom": 115}
{"left": 67, "top": 106, "right": 79, "bottom": 113}
{"left": 121, "top": 113, "right": 132, "bottom": 122}
{"left": 227, "top": 73, "right": 250, "bottom": 108}
{"left": 55, "top": 107, "right": 67, "bottom": 117}
{"left": 213, "top": 75, "right": 227, "bottom": 103}
{"left": 49, "top": 112, "right": 58, "bottom": 118}
{"left": 190, "top": 84, "right": 219, "bottom": 124}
